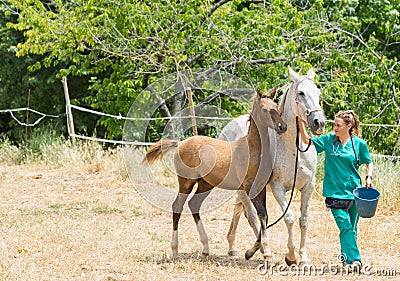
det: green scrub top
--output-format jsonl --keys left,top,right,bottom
{"left": 312, "top": 133, "right": 372, "bottom": 200}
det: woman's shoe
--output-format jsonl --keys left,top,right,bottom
{"left": 345, "top": 260, "right": 362, "bottom": 273}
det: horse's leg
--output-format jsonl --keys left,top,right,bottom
{"left": 188, "top": 178, "right": 213, "bottom": 257}
{"left": 270, "top": 183, "right": 297, "bottom": 265}
{"left": 226, "top": 193, "right": 243, "bottom": 256}
{"left": 171, "top": 176, "right": 197, "bottom": 258}
{"left": 226, "top": 190, "right": 259, "bottom": 256}
{"left": 245, "top": 187, "right": 273, "bottom": 261}
{"left": 298, "top": 182, "right": 313, "bottom": 266}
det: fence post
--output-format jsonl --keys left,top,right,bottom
{"left": 61, "top": 77, "right": 76, "bottom": 145}
{"left": 186, "top": 87, "right": 198, "bottom": 136}
{"left": 25, "top": 89, "right": 31, "bottom": 141}
{"left": 396, "top": 114, "right": 400, "bottom": 149}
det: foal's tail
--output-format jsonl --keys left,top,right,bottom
{"left": 142, "top": 140, "right": 179, "bottom": 165}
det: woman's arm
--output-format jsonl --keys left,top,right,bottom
{"left": 365, "top": 162, "right": 374, "bottom": 187}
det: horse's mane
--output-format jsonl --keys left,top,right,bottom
{"left": 278, "top": 84, "right": 291, "bottom": 114}
{"left": 279, "top": 75, "right": 312, "bottom": 114}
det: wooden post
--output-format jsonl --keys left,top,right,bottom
{"left": 25, "top": 89, "right": 30, "bottom": 141}
{"left": 61, "top": 77, "right": 76, "bottom": 145}
{"left": 396, "top": 113, "right": 400, "bottom": 149}
{"left": 186, "top": 87, "right": 198, "bottom": 136}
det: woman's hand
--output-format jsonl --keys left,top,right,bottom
{"left": 365, "top": 176, "right": 373, "bottom": 188}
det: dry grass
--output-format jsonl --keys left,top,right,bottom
{"left": 0, "top": 141, "right": 399, "bottom": 280}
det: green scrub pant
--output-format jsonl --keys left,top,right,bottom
{"left": 330, "top": 203, "right": 361, "bottom": 264}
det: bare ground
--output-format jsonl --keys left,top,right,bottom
{"left": 0, "top": 156, "right": 399, "bottom": 281}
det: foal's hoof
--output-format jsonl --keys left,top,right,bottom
{"left": 228, "top": 249, "right": 240, "bottom": 257}
{"left": 264, "top": 254, "right": 275, "bottom": 264}
{"left": 285, "top": 256, "right": 298, "bottom": 266}
{"left": 245, "top": 249, "right": 255, "bottom": 260}
{"left": 258, "top": 258, "right": 275, "bottom": 271}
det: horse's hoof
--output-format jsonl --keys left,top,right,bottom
{"left": 171, "top": 246, "right": 178, "bottom": 259}
{"left": 245, "top": 249, "right": 255, "bottom": 260}
{"left": 201, "top": 252, "right": 210, "bottom": 258}
{"left": 285, "top": 256, "right": 297, "bottom": 266}
{"left": 228, "top": 249, "right": 240, "bottom": 257}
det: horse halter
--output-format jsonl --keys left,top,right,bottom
{"left": 292, "top": 77, "right": 323, "bottom": 128}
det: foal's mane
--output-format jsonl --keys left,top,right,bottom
{"left": 248, "top": 90, "right": 261, "bottom": 123}
{"left": 248, "top": 89, "right": 273, "bottom": 123}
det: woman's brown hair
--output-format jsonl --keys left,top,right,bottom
{"left": 335, "top": 110, "right": 361, "bottom": 136}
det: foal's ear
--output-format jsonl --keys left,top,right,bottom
{"left": 268, "top": 87, "right": 277, "bottom": 100}
{"left": 257, "top": 88, "right": 264, "bottom": 98}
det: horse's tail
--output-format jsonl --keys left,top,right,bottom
{"left": 142, "top": 140, "right": 179, "bottom": 165}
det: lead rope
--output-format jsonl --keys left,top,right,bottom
{"left": 267, "top": 117, "right": 311, "bottom": 229}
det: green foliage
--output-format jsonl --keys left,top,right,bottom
{"left": 0, "top": 127, "right": 113, "bottom": 167}
{"left": 0, "top": 4, "right": 97, "bottom": 141}
{"left": 0, "top": 0, "right": 399, "bottom": 154}
{"left": 0, "top": 136, "right": 19, "bottom": 164}
{"left": 0, "top": 128, "right": 64, "bottom": 164}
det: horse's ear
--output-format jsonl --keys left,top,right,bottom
{"left": 288, "top": 66, "right": 300, "bottom": 82}
{"left": 257, "top": 89, "right": 263, "bottom": 98}
{"left": 268, "top": 87, "right": 277, "bottom": 100}
{"left": 307, "top": 68, "right": 316, "bottom": 81}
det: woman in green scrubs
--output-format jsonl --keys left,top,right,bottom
{"left": 312, "top": 110, "right": 373, "bottom": 271}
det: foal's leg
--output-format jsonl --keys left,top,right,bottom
{"left": 188, "top": 179, "right": 213, "bottom": 257}
{"left": 270, "top": 183, "right": 297, "bottom": 265}
{"left": 171, "top": 177, "right": 197, "bottom": 258}
{"left": 298, "top": 182, "right": 313, "bottom": 266}
{"left": 245, "top": 187, "right": 272, "bottom": 261}
{"left": 240, "top": 190, "right": 260, "bottom": 237}
{"left": 226, "top": 190, "right": 259, "bottom": 256}
{"left": 226, "top": 194, "right": 243, "bottom": 256}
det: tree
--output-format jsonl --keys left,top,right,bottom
{"left": 1, "top": 0, "right": 399, "bottom": 154}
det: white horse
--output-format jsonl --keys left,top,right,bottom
{"left": 219, "top": 67, "right": 325, "bottom": 265}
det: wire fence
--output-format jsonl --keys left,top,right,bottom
{"left": 0, "top": 107, "right": 65, "bottom": 127}
{"left": 1, "top": 103, "right": 400, "bottom": 159}
{"left": 69, "top": 104, "right": 234, "bottom": 121}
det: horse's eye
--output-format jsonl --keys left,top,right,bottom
{"left": 298, "top": 91, "right": 305, "bottom": 96}
{"left": 262, "top": 107, "right": 268, "bottom": 113}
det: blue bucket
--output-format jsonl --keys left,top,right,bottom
{"left": 353, "top": 187, "right": 380, "bottom": 218}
